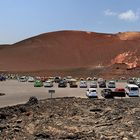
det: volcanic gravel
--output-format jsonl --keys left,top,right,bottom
{"left": 0, "top": 97, "right": 140, "bottom": 140}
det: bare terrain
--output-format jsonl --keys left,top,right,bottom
{"left": 0, "top": 97, "right": 140, "bottom": 139}
{"left": 0, "top": 30, "right": 140, "bottom": 78}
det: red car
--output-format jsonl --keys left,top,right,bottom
{"left": 113, "top": 88, "right": 126, "bottom": 97}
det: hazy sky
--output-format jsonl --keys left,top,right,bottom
{"left": 0, "top": 0, "right": 140, "bottom": 44}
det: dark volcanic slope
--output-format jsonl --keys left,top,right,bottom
{"left": 0, "top": 31, "right": 140, "bottom": 72}
{"left": 0, "top": 97, "right": 140, "bottom": 139}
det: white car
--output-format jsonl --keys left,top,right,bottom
{"left": 107, "top": 81, "right": 116, "bottom": 88}
{"left": 79, "top": 81, "right": 87, "bottom": 88}
{"left": 44, "top": 80, "right": 53, "bottom": 87}
{"left": 125, "top": 84, "right": 139, "bottom": 97}
{"left": 28, "top": 76, "right": 35, "bottom": 82}
{"left": 86, "top": 88, "right": 98, "bottom": 98}
{"left": 18, "top": 76, "right": 27, "bottom": 82}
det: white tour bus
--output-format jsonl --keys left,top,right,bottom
{"left": 125, "top": 84, "right": 139, "bottom": 97}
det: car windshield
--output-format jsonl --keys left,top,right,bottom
{"left": 109, "top": 81, "right": 115, "bottom": 84}
{"left": 105, "top": 89, "right": 111, "bottom": 92}
{"left": 90, "top": 90, "right": 96, "bottom": 92}
{"left": 81, "top": 81, "right": 86, "bottom": 84}
{"left": 91, "top": 81, "right": 96, "bottom": 84}
{"left": 131, "top": 87, "right": 138, "bottom": 91}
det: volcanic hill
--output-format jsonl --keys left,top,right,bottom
{"left": 0, "top": 30, "right": 140, "bottom": 77}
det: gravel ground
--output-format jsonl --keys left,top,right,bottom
{"left": 0, "top": 97, "right": 140, "bottom": 140}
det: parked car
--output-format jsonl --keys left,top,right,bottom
{"left": 134, "top": 78, "right": 140, "bottom": 87}
{"left": 79, "top": 81, "right": 87, "bottom": 88}
{"left": 54, "top": 76, "right": 61, "bottom": 83}
{"left": 90, "top": 81, "right": 97, "bottom": 88}
{"left": 0, "top": 75, "right": 6, "bottom": 81}
{"left": 44, "top": 80, "right": 53, "bottom": 87}
{"left": 34, "top": 80, "right": 43, "bottom": 87}
{"left": 66, "top": 76, "right": 73, "bottom": 83}
{"left": 107, "top": 81, "right": 116, "bottom": 88}
{"left": 113, "top": 88, "right": 126, "bottom": 97}
{"left": 40, "top": 77, "right": 48, "bottom": 82}
{"left": 125, "top": 84, "right": 139, "bottom": 97}
{"left": 101, "top": 88, "right": 114, "bottom": 98}
{"left": 58, "top": 80, "right": 67, "bottom": 87}
{"left": 99, "top": 81, "right": 106, "bottom": 88}
{"left": 127, "top": 78, "right": 135, "bottom": 84}
{"left": 69, "top": 79, "right": 78, "bottom": 88}
{"left": 86, "top": 88, "right": 98, "bottom": 98}
{"left": 18, "top": 76, "right": 27, "bottom": 82}
{"left": 98, "top": 78, "right": 104, "bottom": 83}
{"left": 28, "top": 76, "right": 35, "bottom": 82}
{"left": 47, "top": 77, "right": 55, "bottom": 83}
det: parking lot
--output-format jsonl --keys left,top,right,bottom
{"left": 0, "top": 80, "right": 133, "bottom": 107}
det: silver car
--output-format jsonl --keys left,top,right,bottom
{"left": 79, "top": 81, "right": 87, "bottom": 88}
{"left": 90, "top": 81, "right": 97, "bottom": 88}
{"left": 86, "top": 88, "right": 98, "bottom": 98}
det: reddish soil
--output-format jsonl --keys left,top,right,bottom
{"left": 0, "top": 30, "right": 140, "bottom": 77}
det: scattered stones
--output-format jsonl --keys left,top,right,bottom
{"left": 90, "top": 108, "right": 102, "bottom": 112}
{"left": 0, "top": 97, "right": 140, "bottom": 139}
{"left": 0, "top": 125, "right": 7, "bottom": 132}
{"left": 0, "top": 113, "right": 7, "bottom": 120}
{"left": 16, "top": 119, "right": 22, "bottom": 123}
{"left": 26, "top": 96, "right": 38, "bottom": 105}
{"left": 19, "top": 106, "right": 27, "bottom": 113}
{"left": 123, "top": 137, "right": 128, "bottom": 140}
{"left": 35, "top": 132, "right": 50, "bottom": 139}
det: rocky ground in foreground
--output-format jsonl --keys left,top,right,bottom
{"left": 0, "top": 97, "right": 140, "bottom": 140}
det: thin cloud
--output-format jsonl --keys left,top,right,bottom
{"left": 118, "top": 10, "right": 139, "bottom": 21}
{"left": 104, "top": 9, "right": 139, "bottom": 22}
{"left": 104, "top": 9, "right": 117, "bottom": 16}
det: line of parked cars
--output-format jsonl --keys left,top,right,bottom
{"left": 15, "top": 75, "right": 140, "bottom": 98}
{"left": 86, "top": 84, "right": 139, "bottom": 99}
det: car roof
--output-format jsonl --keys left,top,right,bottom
{"left": 88, "top": 88, "right": 97, "bottom": 90}
{"left": 69, "top": 79, "right": 77, "bottom": 81}
{"left": 80, "top": 80, "right": 86, "bottom": 82}
{"left": 103, "top": 88, "right": 112, "bottom": 91}
{"left": 91, "top": 81, "right": 97, "bottom": 83}
{"left": 45, "top": 80, "right": 52, "bottom": 82}
{"left": 126, "top": 84, "right": 139, "bottom": 88}
{"left": 109, "top": 80, "right": 115, "bottom": 82}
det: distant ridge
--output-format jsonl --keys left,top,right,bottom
{"left": 0, "top": 30, "right": 140, "bottom": 76}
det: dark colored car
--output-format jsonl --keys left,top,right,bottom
{"left": 101, "top": 89, "right": 114, "bottom": 98}
{"left": 134, "top": 81, "right": 140, "bottom": 88}
{"left": 58, "top": 80, "right": 67, "bottom": 87}
{"left": 54, "top": 76, "right": 61, "bottom": 83}
{"left": 127, "top": 78, "right": 135, "bottom": 84}
{"left": 0, "top": 75, "right": 6, "bottom": 81}
{"left": 99, "top": 81, "right": 106, "bottom": 88}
